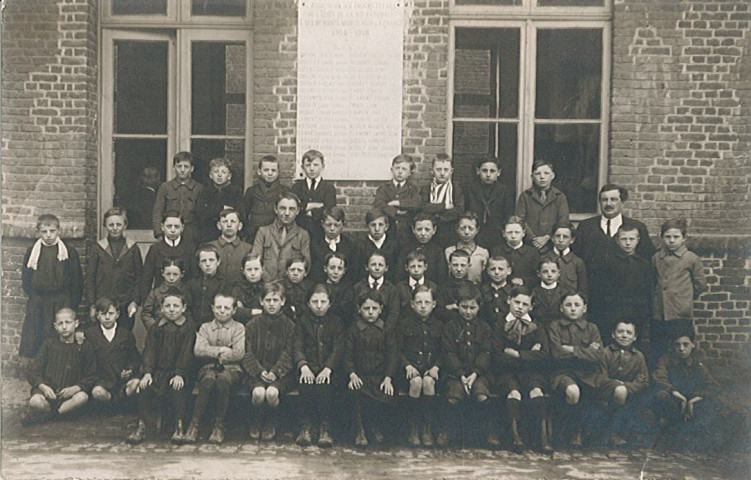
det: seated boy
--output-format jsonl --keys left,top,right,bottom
{"left": 242, "top": 282, "right": 299, "bottom": 441}
{"left": 438, "top": 284, "right": 493, "bottom": 447}
{"left": 595, "top": 321, "right": 650, "bottom": 447}
{"left": 152, "top": 151, "right": 203, "bottom": 246}
{"left": 185, "top": 244, "right": 227, "bottom": 327}
{"left": 243, "top": 155, "right": 291, "bottom": 244}
{"left": 291, "top": 150, "right": 337, "bottom": 240}
{"left": 208, "top": 208, "right": 253, "bottom": 286}
{"left": 652, "top": 328, "right": 729, "bottom": 448}
{"left": 395, "top": 251, "right": 438, "bottom": 311}
{"left": 253, "top": 192, "right": 312, "bottom": 282}
{"left": 86, "top": 298, "right": 141, "bottom": 406}
{"left": 547, "top": 291, "right": 602, "bottom": 447}
{"left": 374, "top": 154, "right": 422, "bottom": 242}
{"left": 420, "top": 154, "right": 465, "bottom": 248}
{"left": 183, "top": 293, "right": 245, "bottom": 444}
{"left": 23, "top": 308, "right": 96, "bottom": 425}
{"left": 397, "top": 213, "right": 448, "bottom": 285}
{"left": 196, "top": 157, "right": 245, "bottom": 244}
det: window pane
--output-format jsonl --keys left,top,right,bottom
{"left": 113, "top": 139, "right": 167, "bottom": 230}
{"left": 452, "top": 122, "right": 517, "bottom": 198}
{"left": 455, "top": 0, "right": 522, "bottom": 5}
{"left": 114, "top": 41, "right": 168, "bottom": 134}
{"left": 534, "top": 123, "right": 599, "bottom": 213}
{"left": 535, "top": 29, "right": 601, "bottom": 120}
{"left": 537, "top": 0, "right": 603, "bottom": 6}
{"left": 192, "top": 0, "right": 246, "bottom": 16}
{"left": 192, "top": 42, "right": 247, "bottom": 136}
{"left": 112, "top": 0, "right": 167, "bottom": 15}
{"left": 455, "top": 28, "right": 519, "bottom": 119}
{"left": 191, "top": 139, "right": 246, "bottom": 189}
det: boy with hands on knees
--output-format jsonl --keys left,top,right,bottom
{"left": 396, "top": 285, "right": 443, "bottom": 447}
{"left": 242, "top": 282, "right": 298, "bottom": 441}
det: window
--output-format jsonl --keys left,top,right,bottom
{"left": 449, "top": 0, "right": 611, "bottom": 216}
{"left": 100, "top": 1, "right": 251, "bottom": 237}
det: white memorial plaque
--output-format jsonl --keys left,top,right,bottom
{"left": 297, "top": 0, "right": 404, "bottom": 180}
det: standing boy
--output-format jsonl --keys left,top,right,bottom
{"left": 292, "top": 150, "right": 337, "bottom": 240}
{"left": 544, "top": 221, "right": 588, "bottom": 295}
{"left": 464, "top": 156, "right": 514, "bottom": 250}
{"left": 141, "top": 211, "right": 197, "bottom": 301}
{"left": 351, "top": 251, "right": 401, "bottom": 325}
{"left": 184, "top": 245, "right": 227, "bottom": 327}
{"left": 195, "top": 157, "right": 245, "bottom": 244}
{"left": 515, "top": 160, "right": 570, "bottom": 252}
{"left": 243, "top": 155, "right": 291, "bottom": 244}
{"left": 253, "top": 192, "right": 311, "bottom": 282}
{"left": 152, "top": 151, "right": 204, "bottom": 246}
{"left": 397, "top": 213, "right": 448, "bottom": 285}
{"left": 21, "top": 214, "right": 83, "bottom": 358}
{"left": 420, "top": 154, "right": 464, "bottom": 248}
{"left": 374, "top": 154, "right": 422, "bottom": 242}
{"left": 480, "top": 255, "right": 514, "bottom": 324}
{"left": 208, "top": 208, "right": 253, "bottom": 286}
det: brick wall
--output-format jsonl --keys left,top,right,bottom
{"left": 1, "top": 0, "right": 98, "bottom": 375}
{"left": 611, "top": 0, "right": 751, "bottom": 367}
{"left": 252, "top": 0, "right": 449, "bottom": 228}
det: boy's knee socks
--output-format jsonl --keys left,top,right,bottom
{"left": 529, "top": 396, "right": 547, "bottom": 421}
{"left": 507, "top": 398, "right": 521, "bottom": 421}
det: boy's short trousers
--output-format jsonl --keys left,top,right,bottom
{"left": 248, "top": 374, "right": 296, "bottom": 395}
{"left": 95, "top": 377, "right": 138, "bottom": 400}
{"left": 30, "top": 387, "right": 62, "bottom": 410}
{"left": 494, "top": 371, "right": 547, "bottom": 397}
{"left": 395, "top": 368, "right": 441, "bottom": 393}
{"left": 445, "top": 376, "right": 490, "bottom": 402}
{"left": 196, "top": 365, "right": 243, "bottom": 387}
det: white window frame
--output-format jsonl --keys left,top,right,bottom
{"left": 448, "top": 14, "right": 611, "bottom": 218}
{"left": 99, "top": 26, "right": 252, "bottom": 241}
{"left": 101, "top": 0, "right": 253, "bottom": 27}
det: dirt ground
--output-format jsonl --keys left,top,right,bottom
{"left": 2, "top": 377, "right": 749, "bottom": 480}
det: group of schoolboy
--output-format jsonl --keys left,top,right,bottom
{"left": 21, "top": 150, "right": 732, "bottom": 453}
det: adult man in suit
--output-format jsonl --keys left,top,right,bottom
{"left": 573, "top": 184, "right": 656, "bottom": 331}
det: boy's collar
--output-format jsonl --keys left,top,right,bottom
{"left": 561, "top": 317, "right": 587, "bottom": 329}
{"left": 540, "top": 281, "right": 558, "bottom": 290}
{"left": 218, "top": 235, "right": 240, "bottom": 246}
{"left": 505, "top": 312, "right": 532, "bottom": 324}
{"left": 158, "top": 315, "right": 186, "bottom": 327}
{"left": 664, "top": 245, "right": 688, "bottom": 257}
{"left": 164, "top": 236, "right": 182, "bottom": 247}
{"left": 357, "top": 318, "right": 384, "bottom": 330}
{"left": 210, "top": 318, "right": 234, "bottom": 329}
{"left": 171, "top": 177, "right": 197, "bottom": 189}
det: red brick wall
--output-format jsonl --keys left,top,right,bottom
{"left": 611, "top": 0, "right": 751, "bottom": 366}
{"left": 252, "top": 0, "right": 449, "bottom": 228}
{"left": 1, "top": 0, "right": 98, "bottom": 374}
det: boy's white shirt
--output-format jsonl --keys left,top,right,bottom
{"left": 409, "top": 276, "right": 425, "bottom": 287}
{"left": 164, "top": 237, "right": 182, "bottom": 247}
{"left": 556, "top": 247, "right": 571, "bottom": 256}
{"left": 101, "top": 324, "right": 117, "bottom": 342}
{"left": 540, "top": 281, "right": 558, "bottom": 290}
{"left": 369, "top": 234, "right": 386, "bottom": 249}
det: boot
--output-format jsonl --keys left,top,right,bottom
{"left": 261, "top": 417, "right": 276, "bottom": 441}
{"left": 486, "top": 422, "right": 502, "bottom": 450}
{"left": 570, "top": 428, "right": 583, "bottom": 448}
{"left": 296, "top": 423, "right": 313, "bottom": 447}
{"left": 408, "top": 418, "right": 421, "bottom": 447}
{"left": 171, "top": 419, "right": 185, "bottom": 444}
{"left": 183, "top": 419, "right": 199, "bottom": 444}
{"left": 421, "top": 398, "right": 435, "bottom": 447}
{"left": 208, "top": 418, "right": 225, "bottom": 444}
{"left": 511, "top": 419, "right": 525, "bottom": 453}
{"left": 610, "top": 432, "right": 627, "bottom": 447}
{"left": 126, "top": 419, "right": 146, "bottom": 444}
{"left": 248, "top": 416, "right": 261, "bottom": 440}
{"left": 318, "top": 422, "right": 334, "bottom": 448}
{"left": 540, "top": 419, "right": 554, "bottom": 455}
{"left": 371, "top": 426, "right": 385, "bottom": 445}
{"left": 354, "top": 403, "right": 368, "bottom": 449}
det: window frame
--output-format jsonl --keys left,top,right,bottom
{"left": 99, "top": 22, "right": 252, "bottom": 241}
{"left": 101, "top": 0, "right": 253, "bottom": 27}
{"left": 447, "top": 16, "right": 611, "bottom": 219}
